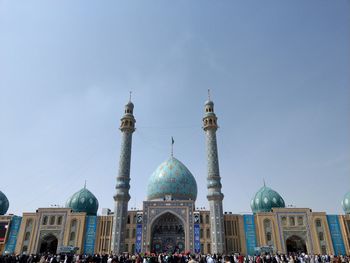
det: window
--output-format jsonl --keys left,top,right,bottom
{"left": 201, "top": 243, "right": 204, "bottom": 253}
{"left": 297, "top": 216, "right": 303, "bottom": 226}
{"left": 316, "top": 219, "right": 322, "bottom": 228}
{"left": 24, "top": 232, "right": 30, "bottom": 241}
{"left": 127, "top": 216, "right": 130, "bottom": 224}
{"left": 281, "top": 217, "right": 287, "bottom": 226}
{"left": 318, "top": 232, "right": 324, "bottom": 241}
{"left": 200, "top": 229, "right": 203, "bottom": 239}
{"left": 71, "top": 219, "right": 77, "bottom": 231}
{"left": 125, "top": 244, "right": 129, "bottom": 252}
{"left": 206, "top": 228, "right": 210, "bottom": 239}
{"left": 126, "top": 229, "right": 130, "bottom": 239}
{"left": 321, "top": 245, "right": 327, "bottom": 255}
{"left": 49, "top": 216, "right": 55, "bottom": 225}
{"left": 206, "top": 215, "right": 210, "bottom": 224}
{"left": 26, "top": 219, "right": 33, "bottom": 228}
{"left": 69, "top": 232, "right": 76, "bottom": 242}
{"left": 42, "top": 216, "right": 48, "bottom": 225}
{"left": 266, "top": 232, "right": 272, "bottom": 241}
{"left": 57, "top": 216, "right": 62, "bottom": 225}
{"left": 289, "top": 217, "right": 295, "bottom": 226}
{"left": 132, "top": 228, "right": 136, "bottom": 238}
{"left": 200, "top": 215, "right": 203, "bottom": 224}
{"left": 263, "top": 219, "right": 271, "bottom": 228}
{"left": 132, "top": 244, "right": 135, "bottom": 253}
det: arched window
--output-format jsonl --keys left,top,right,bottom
{"left": 209, "top": 119, "right": 213, "bottom": 125}
{"left": 266, "top": 232, "right": 272, "bottom": 241}
{"left": 318, "top": 232, "right": 324, "bottom": 241}
{"left": 70, "top": 219, "right": 77, "bottom": 233}
{"left": 263, "top": 219, "right": 271, "bottom": 228}
{"left": 205, "top": 215, "right": 210, "bottom": 224}
{"left": 132, "top": 228, "right": 136, "bottom": 238}
{"left": 26, "top": 219, "right": 33, "bottom": 228}
{"left": 127, "top": 215, "right": 131, "bottom": 224}
{"left": 132, "top": 244, "right": 135, "bottom": 253}
{"left": 57, "top": 216, "right": 62, "bottom": 225}
{"left": 200, "top": 214, "right": 203, "bottom": 224}
{"left": 126, "top": 229, "right": 130, "bottom": 239}
{"left": 200, "top": 229, "right": 203, "bottom": 238}
{"left": 315, "top": 219, "right": 322, "bottom": 228}
{"left": 207, "top": 243, "right": 211, "bottom": 254}
{"left": 42, "top": 216, "right": 48, "bottom": 225}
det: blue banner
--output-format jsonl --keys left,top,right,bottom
{"left": 135, "top": 224, "right": 142, "bottom": 253}
{"left": 326, "top": 215, "right": 345, "bottom": 255}
{"left": 4, "top": 216, "right": 22, "bottom": 254}
{"left": 194, "top": 224, "right": 200, "bottom": 253}
{"left": 84, "top": 216, "right": 97, "bottom": 255}
{"left": 243, "top": 215, "right": 257, "bottom": 256}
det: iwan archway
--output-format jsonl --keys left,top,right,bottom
{"left": 286, "top": 235, "right": 307, "bottom": 254}
{"left": 39, "top": 233, "right": 58, "bottom": 254}
{"left": 151, "top": 212, "right": 185, "bottom": 253}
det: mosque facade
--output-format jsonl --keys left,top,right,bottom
{"left": 1, "top": 98, "right": 350, "bottom": 256}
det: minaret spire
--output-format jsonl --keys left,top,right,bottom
{"left": 202, "top": 91, "right": 225, "bottom": 254}
{"left": 111, "top": 95, "right": 136, "bottom": 254}
{"left": 171, "top": 137, "right": 174, "bottom": 157}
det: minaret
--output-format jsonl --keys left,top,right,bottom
{"left": 112, "top": 95, "right": 136, "bottom": 254}
{"left": 202, "top": 91, "right": 225, "bottom": 254}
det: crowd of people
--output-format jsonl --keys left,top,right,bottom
{"left": 0, "top": 253, "right": 350, "bottom": 263}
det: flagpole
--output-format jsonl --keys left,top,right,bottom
{"left": 171, "top": 137, "right": 174, "bottom": 157}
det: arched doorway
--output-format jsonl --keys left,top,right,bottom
{"left": 39, "top": 233, "right": 58, "bottom": 254}
{"left": 151, "top": 212, "right": 185, "bottom": 253}
{"left": 286, "top": 235, "right": 307, "bottom": 254}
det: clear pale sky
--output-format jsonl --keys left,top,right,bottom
{"left": 0, "top": 1, "right": 349, "bottom": 215}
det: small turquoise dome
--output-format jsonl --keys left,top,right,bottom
{"left": 147, "top": 157, "right": 197, "bottom": 201}
{"left": 0, "top": 191, "right": 9, "bottom": 215}
{"left": 341, "top": 191, "right": 350, "bottom": 214}
{"left": 66, "top": 187, "right": 99, "bottom": 215}
{"left": 251, "top": 185, "right": 285, "bottom": 213}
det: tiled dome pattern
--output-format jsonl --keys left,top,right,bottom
{"left": 251, "top": 185, "right": 285, "bottom": 213}
{"left": 0, "top": 191, "right": 9, "bottom": 215}
{"left": 341, "top": 191, "right": 350, "bottom": 214}
{"left": 66, "top": 187, "right": 99, "bottom": 215}
{"left": 147, "top": 157, "right": 197, "bottom": 201}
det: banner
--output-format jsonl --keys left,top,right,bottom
{"left": 243, "top": 215, "right": 257, "bottom": 256}
{"left": 84, "top": 216, "right": 97, "bottom": 255}
{"left": 135, "top": 224, "right": 142, "bottom": 253}
{"left": 194, "top": 224, "right": 200, "bottom": 253}
{"left": 4, "top": 216, "right": 22, "bottom": 254}
{"left": 326, "top": 215, "right": 345, "bottom": 255}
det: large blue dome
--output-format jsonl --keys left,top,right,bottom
{"left": 147, "top": 157, "right": 198, "bottom": 201}
{"left": 66, "top": 187, "right": 99, "bottom": 215}
{"left": 251, "top": 185, "right": 285, "bottom": 213}
{"left": 0, "top": 191, "right": 9, "bottom": 215}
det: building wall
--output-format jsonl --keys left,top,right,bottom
{"left": 339, "top": 214, "right": 350, "bottom": 254}
{"left": 15, "top": 208, "right": 86, "bottom": 255}
{"left": 223, "top": 213, "right": 245, "bottom": 255}
{"left": 0, "top": 215, "right": 13, "bottom": 255}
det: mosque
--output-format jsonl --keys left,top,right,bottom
{"left": 0, "top": 97, "right": 350, "bottom": 256}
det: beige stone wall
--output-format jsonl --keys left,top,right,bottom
{"left": 95, "top": 215, "right": 113, "bottom": 254}
{"left": 223, "top": 214, "right": 245, "bottom": 255}
{"left": 15, "top": 208, "right": 86, "bottom": 255}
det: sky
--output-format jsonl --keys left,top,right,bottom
{"left": 0, "top": 1, "right": 349, "bottom": 216}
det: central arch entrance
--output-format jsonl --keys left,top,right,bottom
{"left": 151, "top": 212, "right": 185, "bottom": 253}
{"left": 286, "top": 235, "right": 307, "bottom": 254}
{"left": 39, "top": 233, "right": 58, "bottom": 254}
